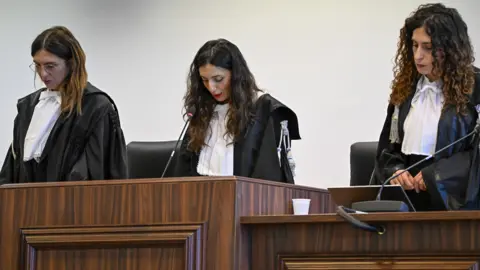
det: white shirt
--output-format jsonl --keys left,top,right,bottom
{"left": 196, "top": 103, "right": 234, "bottom": 176}
{"left": 401, "top": 76, "right": 444, "bottom": 156}
{"left": 23, "top": 90, "right": 62, "bottom": 162}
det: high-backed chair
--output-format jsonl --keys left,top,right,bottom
{"left": 349, "top": 141, "right": 378, "bottom": 186}
{"left": 126, "top": 141, "right": 178, "bottom": 179}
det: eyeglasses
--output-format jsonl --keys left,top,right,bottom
{"left": 29, "top": 62, "right": 60, "bottom": 74}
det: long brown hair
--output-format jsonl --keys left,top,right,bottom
{"left": 390, "top": 3, "right": 475, "bottom": 113}
{"left": 183, "top": 39, "right": 263, "bottom": 153}
{"left": 31, "top": 26, "right": 88, "bottom": 116}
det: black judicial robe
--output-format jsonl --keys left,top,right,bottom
{"left": 374, "top": 67, "right": 480, "bottom": 210}
{"left": 0, "top": 82, "right": 128, "bottom": 184}
{"left": 174, "top": 94, "right": 301, "bottom": 184}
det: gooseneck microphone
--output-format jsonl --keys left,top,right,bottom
{"left": 160, "top": 108, "right": 196, "bottom": 178}
{"left": 355, "top": 119, "right": 480, "bottom": 212}
{"left": 337, "top": 119, "right": 480, "bottom": 233}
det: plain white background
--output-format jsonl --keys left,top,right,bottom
{"left": 0, "top": 0, "right": 478, "bottom": 188}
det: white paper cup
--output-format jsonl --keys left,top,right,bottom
{"left": 292, "top": 198, "right": 310, "bottom": 215}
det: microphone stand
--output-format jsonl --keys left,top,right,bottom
{"left": 160, "top": 111, "right": 195, "bottom": 178}
{"left": 364, "top": 126, "right": 479, "bottom": 211}
{"left": 337, "top": 122, "right": 480, "bottom": 233}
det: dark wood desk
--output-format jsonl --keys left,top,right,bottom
{"left": 241, "top": 212, "right": 480, "bottom": 269}
{"left": 0, "top": 176, "right": 333, "bottom": 270}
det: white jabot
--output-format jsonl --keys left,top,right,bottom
{"left": 197, "top": 103, "right": 234, "bottom": 176}
{"left": 402, "top": 76, "right": 444, "bottom": 156}
{"left": 23, "top": 90, "right": 62, "bottom": 162}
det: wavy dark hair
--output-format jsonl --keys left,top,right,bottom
{"left": 31, "top": 26, "right": 88, "bottom": 116}
{"left": 183, "top": 38, "right": 263, "bottom": 153}
{"left": 390, "top": 3, "right": 475, "bottom": 113}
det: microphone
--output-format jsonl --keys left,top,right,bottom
{"left": 336, "top": 119, "right": 480, "bottom": 234}
{"left": 160, "top": 107, "right": 196, "bottom": 178}
{"left": 354, "top": 119, "right": 480, "bottom": 212}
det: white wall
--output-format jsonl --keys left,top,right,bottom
{"left": 0, "top": 0, "right": 479, "bottom": 188}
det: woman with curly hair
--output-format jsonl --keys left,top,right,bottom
{"left": 173, "top": 38, "right": 300, "bottom": 183}
{"left": 374, "top": 3, "right": 480, "bottom": 210}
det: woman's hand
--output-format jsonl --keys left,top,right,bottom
{"left": 390, "top": 170, "right": 414, "bottom": 190}
{"left": 412, "top": 171, "right": 427, "bottom": 192}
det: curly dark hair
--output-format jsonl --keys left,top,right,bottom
{"left": 390, "top": 3, "right": 475, "bottom": 113}
{"left": 183, "top": 38, "right": 263, "bottom": 153}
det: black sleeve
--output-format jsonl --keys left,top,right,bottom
{"left": 0, "top": 115, "right": 20, "bottom": 185}
{"left": 250, "top": 117, "right": 285, "bottom": 182}
{"left": 374, "top": 104, "right": 406, "bottom": 184}
{"left": 0, "top": 144, "right": 18, "bottom": 185}
{"left": 421, "top": 135, "right": 480, "bottom": 210}
{"left": 68, "top": 104, "right": 128, "bottom": 180}
{"left": 248, "top": 96, "right": 298, "bottom": 184}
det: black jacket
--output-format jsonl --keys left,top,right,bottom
{"left": 0, "top": 82, "right": 128, "bottom": 184}
{"left": 375, "top": 67, "right": 480, "bottom": 210}
{"left": 173, "top": 94, "right": 300, "bottom": 184}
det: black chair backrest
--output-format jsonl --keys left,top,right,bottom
{"left": 126, "top": 141, "right": 178, "bottom": 179}
{"left": 349, "top": 141, "right": 378, "bottom": 186}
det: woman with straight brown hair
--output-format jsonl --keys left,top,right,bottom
{"left": 0, "top": 26, "right": 128, "bottom": 183}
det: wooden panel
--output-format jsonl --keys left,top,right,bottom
{"left": 242, "top": 213, "right": 480, "bottom": 270}
{"left": 236, "top": 179, "right": 334, "bottom": 216}
{"left": 0, "top": 178, "right": 235, "bottom": 269}
{"left": 279, "top": 256, "right": 478, "bottom": 269}
{"left": 0, "top": 176, "right": 332, "bottom": 270}
{"left": 34, "top": 248, "right": 184, "bottom": 270}
{"left": 20, "top": 223, "right": 205, "bottom": 270}
{"left": 234, "top": 180, "right": 333, "bottom": 270}
{"left": 240, "top": 211, "right": 480, "bottom": 224}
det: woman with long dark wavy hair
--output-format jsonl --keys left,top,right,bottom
{"left": 375, "top": 3, "right": 480, "bottom": 210}
{"left": 173, "top": 38, "right": 300, "bottom": 183}
{"left": 0, "top": 26, "right": 128, "bottom": 184}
